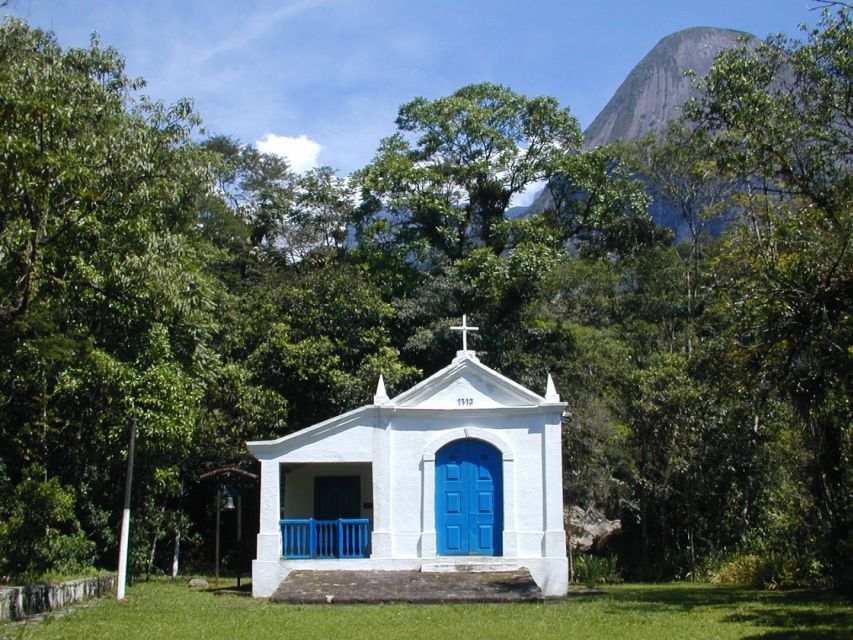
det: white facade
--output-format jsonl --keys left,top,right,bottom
{"left": 247, "top": 350, "right": 568, "bottom": 597}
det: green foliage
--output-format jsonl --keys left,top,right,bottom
{"left": 707, "top": 551, "right": 827, "bottom": 590}
{"left": 689, "top": 6, "right": 853, "bottom": 592}
{"left": 0, "top": 17, "right": 223, "bottom": 575}
{"left": 545, "top": 145, "right": 666, "bottom": 255}
{"left": 627, "top": 126, "right": 737, "bottom": 241}
{"left": 285, "top": 166, "right": 355, "bottom": 261}
{"left": 0, "top": 471, "right": 96, "bottom": 579}
{"left": 708, "top": 554, "right": 775, "bottom": 588}
{"left": 355, "top": 82, "right": 582, "bottom": 260}
{"left": 242, "top": 259, "right": 420, "bottom": 428}
{"left": 200, "top": 135, "right": 295, "bottom": 251}
{"left": 573, "top": 553, "right": 623, "bottom": 586}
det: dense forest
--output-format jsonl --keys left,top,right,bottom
{"left": 0, "top": 7, "right": 850, "bottom": 593}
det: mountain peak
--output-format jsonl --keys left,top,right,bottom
{"left": 527, "top": 26, "right": 755, "bottom": 221}
{"left": 583, "top": 26, "right": 753, "bottom": 149}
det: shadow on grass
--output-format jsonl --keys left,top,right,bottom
{"left": 727, "top": 605, "right": 853, "bottom": 640}
{"left": 602, "top": 585, "right": 852, "bottom": 640}
{"left": 737, "top": 632, "right": 850, "bottom": 640}
{"left": 605, "top": 584, "right": 758, "bottom": 609}
{"left": 205, "top": 580, "right": 253, "bottom": 597}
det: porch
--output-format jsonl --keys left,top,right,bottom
{"left": 277, "top": 462, "right": 373, "bottom": 560}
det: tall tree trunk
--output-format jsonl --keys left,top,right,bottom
{"left": 688, "top": 525, "right": 696, "bottom": 582}
{"left": 810, "top": 409, "right": 851, "bottom": 594}
{"left": 146, "top": 506, "right": 166, "bottom": 581}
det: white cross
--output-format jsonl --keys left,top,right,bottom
{"left": 451, "top": 315, "right": 479, "bottom": 352}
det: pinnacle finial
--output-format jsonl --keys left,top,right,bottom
{"left": 374, "top": 374, "right": 390, "bottom": 404}
{"left": 545, "top": 373, "right": 560, "bottom": 402}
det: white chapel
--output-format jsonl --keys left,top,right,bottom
{"left": 247, "top": 317, "right": 569, "bottom": 597}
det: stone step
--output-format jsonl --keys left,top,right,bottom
{"left": 420, "top": 561, "right": 520, "bottom": 573}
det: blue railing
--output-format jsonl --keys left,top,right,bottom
{"left": 280, "top": 518, "right": 371, "bottom": 559}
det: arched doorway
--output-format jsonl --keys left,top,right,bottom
{"left": 435, "top": 439, "right": 503, "bottom": 555}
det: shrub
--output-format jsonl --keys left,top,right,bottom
{"left": 0, "top": 472, "right": 96, "bottom": 581}
{"left": 708, "top": 552, "right": 827, "bottom": 589}
{"left": 709, "top": 554, "right": 774, "bottom": 587}
{"left": 573, "top": 553, "right": 622, "bottom": 586}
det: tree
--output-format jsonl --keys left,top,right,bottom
{"left": 544, "top": 145, "right": 667, "bottom": 256}
{"left": 282, "top": 166, "right": 355, "bottom": 265}
{"left": 355, "top": 83, "right": 582, "bottom": 261}
{"left": 688, "top": 7, "right": 853, "bottom": 591}
{"left": 0, "top": 19, "right": 225, "bottom": 575}
{"left": 627, "top": 126, "right": 738, "bottom": 357}
{"left": 200, "top": 135, "right": 295, "bottom": 254}
{"left": 0, "top": 470, "right": 96, "bottom": 579}
{"left": 240, "top": 259, "right": 420, "bottom": 429}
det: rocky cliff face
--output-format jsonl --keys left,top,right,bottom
{"left": 529, "top": 27, "right": 753, "bottom": 225}
{"left": 584, "top": 26, "right": 751, "bottom": 149}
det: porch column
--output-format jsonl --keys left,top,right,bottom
{"left": 256, "top": 459, "right": 282, "bottom": 562}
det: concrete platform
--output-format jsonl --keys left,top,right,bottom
{"left": 270, "top": 569, "right": 543, "bottom": 604}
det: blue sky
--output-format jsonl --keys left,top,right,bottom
{"left": 5, "top": 0, "right": 821, "bottom": 177}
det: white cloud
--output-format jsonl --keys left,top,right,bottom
{"left": 256, "top": 133, "right": 323, "bottom": 173}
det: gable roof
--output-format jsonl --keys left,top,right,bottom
{"left": 246, "top": 404, "right": 373, "bottom": 457}
{"left": 388, "top": 351, "right": 551, "bottom": 410}
{"left": 247, "top": 350, "right": 564, "bottom": 458}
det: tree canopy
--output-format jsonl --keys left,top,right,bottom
{"left": 355, "top": 82, "right": 582, "bottom": 260}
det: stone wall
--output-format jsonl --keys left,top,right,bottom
{"left": 0, "top": 574, "right": 116, "bottom": 622}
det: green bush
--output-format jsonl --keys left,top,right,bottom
{"left": 572, "top": 553, "right": 622, "bottom": 586}
{"left": 709, "top": 554, "right": 774, "bottom": 587}
{"left": 0, "top": 472, "right": 96, "bottom": 581}
{"left": 708, "top": 552, "right": 827, "bottom": 589}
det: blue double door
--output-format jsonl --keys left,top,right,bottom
{"left": 436, "top": 439, "right": 503, "bottom": 555}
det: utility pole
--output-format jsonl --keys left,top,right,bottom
{"left": 117, "top": 415, "right": 137, "bottom": 600}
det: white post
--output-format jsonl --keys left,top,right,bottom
{"left": 117, "top": 415, "right": 137, "bottom": 600}
{"left": 171, "top": 531, "right": 180, "bottom": 580}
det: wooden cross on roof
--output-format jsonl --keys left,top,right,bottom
{"left": 451, "top": 315, "right": 479, "bottom": 352}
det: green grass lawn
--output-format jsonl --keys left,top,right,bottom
{"left": 6, "top": 579, "right": 852, "bottom": 640}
